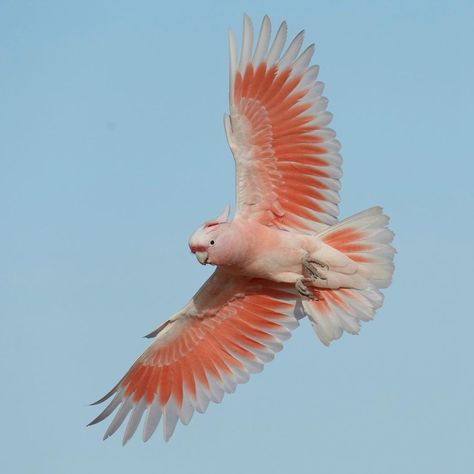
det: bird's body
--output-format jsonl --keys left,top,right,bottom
{"left": 188, "top": 206, "right": 390, "bottom": 292}
{"left": 235, "top": 221, "right": 313, "bottom": 282}
{"left": 89, "top": 15, "right": 395, "bottom": 444}
{"left": 192, "top": 216, "right": 310, "bottom": 279}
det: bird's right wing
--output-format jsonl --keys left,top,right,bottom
{"left": 88, "top": 269, "right": 298, "bottom": 443}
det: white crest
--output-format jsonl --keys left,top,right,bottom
{"left": 205, "top": 205, "right": 230, "bottom": 227}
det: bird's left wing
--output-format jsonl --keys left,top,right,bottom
{"left": 226, "top": 15, "right": 342, "bottom": 233}
{"left": 89, "top": 269, "right": 298, "bottom": 443}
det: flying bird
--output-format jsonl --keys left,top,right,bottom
{"left": 89, "top": 15, "right": 395, "bottom": 444}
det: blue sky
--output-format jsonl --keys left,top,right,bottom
{"left": 1, "top": 1, "right": 473, "bottom": 473}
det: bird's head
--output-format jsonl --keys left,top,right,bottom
{"left": 189, "top": 205, "right": 231, "bottom": 265}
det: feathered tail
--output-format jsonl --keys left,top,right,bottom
{"left": 302, "top": 207, "right": 395, "bottom": 345}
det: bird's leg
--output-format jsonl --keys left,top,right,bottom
{"left": 303, "top": 254, "right": 329, "bottom": 281}
{"left": 295, "top": 277, "right": 320, "bottom": 300}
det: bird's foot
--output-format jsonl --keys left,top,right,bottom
{"left": 295, "top": 278, "right": 320, "bottom": 300}
{"left": 303, "top": 255, "right": 329, "bottom": 280}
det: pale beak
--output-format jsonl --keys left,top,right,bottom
{"left": 195, "top": 251, "right": 209, "bottom": 265}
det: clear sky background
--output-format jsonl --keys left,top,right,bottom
{"left": 1, "top": 1, "right": 473, "bottom": 473}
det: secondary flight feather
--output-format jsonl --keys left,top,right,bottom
{"left": 89, "top": 15, "right": 395, "bottom": 444}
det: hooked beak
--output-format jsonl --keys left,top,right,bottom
{"left": 195, "top": 251, "right": 209, "bottom": 265}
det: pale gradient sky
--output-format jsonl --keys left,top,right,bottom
{"left": 1, "top": 1, "right": 473, "bottom": 473}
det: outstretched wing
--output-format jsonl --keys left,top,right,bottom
{"left": 89, "top": 270, "right": 298, "bottom": 443}
{"left": 226, "top": 15, "right": 342, "bottom": 233}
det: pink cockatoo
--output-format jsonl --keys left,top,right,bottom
{"left": 89, "top": 15, "right": 395, "bottom": 444}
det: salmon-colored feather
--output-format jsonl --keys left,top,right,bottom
{"left": 248, "top": 63, "right": 267, "bottom": 96}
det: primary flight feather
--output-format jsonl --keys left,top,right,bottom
{"left": 89, "top": 15, "right": 395, "bottom": 444}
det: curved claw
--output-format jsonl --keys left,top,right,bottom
{"left": 303, "top": 255, "right": 329, "bottom": 280}
{"left": 295, "top": 278, "right": 320, "bottom": 300}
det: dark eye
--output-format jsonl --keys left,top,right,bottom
{"left": 210, "top": 240, "right": 215, "bottom": 245}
